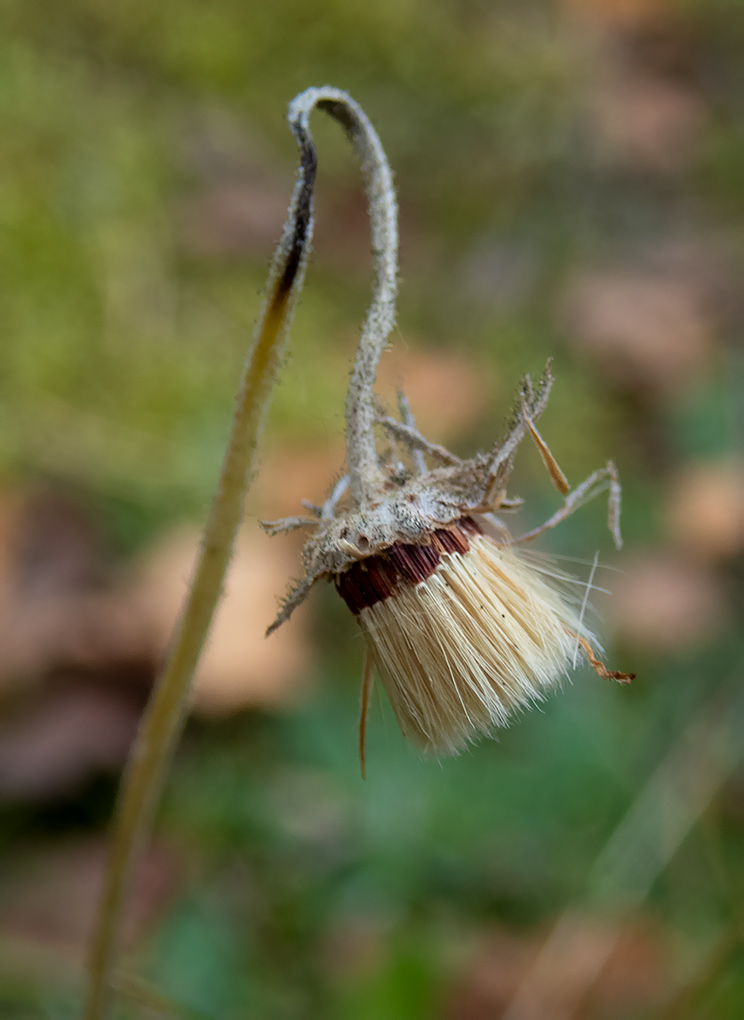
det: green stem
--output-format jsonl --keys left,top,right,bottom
{"left": 82, "top": 104, "right": 318, "bottom": 1020}
{"left": 84, "top": 84, "right": 400, "bottom": 1020}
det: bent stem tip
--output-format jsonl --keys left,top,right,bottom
{"left": 290, "top": 87, "right": 400, "bottom": 507}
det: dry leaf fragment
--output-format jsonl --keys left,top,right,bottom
{"left": 375, "top": 348, "right": 492, "bottom": 440}
{"left": 590, "top": 71, "right": 706, "bottom": 174}
{"left": 0, "top": 837, "right": 178, "bottom": 958}
{"left": 667, "top": 460, "right": 744, "bottom": 561}
{"left": 134, "top": 524, "right": 312, "bottom": 716}
{"left": 560, "top": 270, "right": 712, "bottom": 395}
{"left": 0, "top": 686, "right": 141, "bottom": 803}
{"left": 609, "top": 551, "right": 725, "bottom": 651}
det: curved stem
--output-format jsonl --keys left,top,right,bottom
{"left": 83, "top": 103, "right": 318, "bottom": 1020}
{"left": 288, "top": 88, "right": 399, "bottom": 507}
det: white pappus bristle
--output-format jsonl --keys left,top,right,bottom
{"left": 357, "top": 532, "right": 598, "bottom": 755}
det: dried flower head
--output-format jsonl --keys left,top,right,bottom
{"left": 263, "top": 88, "right": 633, "bottom": 768}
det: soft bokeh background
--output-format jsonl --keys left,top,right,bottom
{"left": 1, "top": 1, "right": 743, "bottom": 1017}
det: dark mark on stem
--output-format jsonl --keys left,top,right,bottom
{"left": 274, "top": 124, "right": 317, "bottom": 302}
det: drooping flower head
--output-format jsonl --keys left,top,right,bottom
{"left": 262, "top": 88, "right": 633, "bottom": 765}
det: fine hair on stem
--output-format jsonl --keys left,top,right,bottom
{"left": 83, "top": 86, "right": 399, "bottom": 1020}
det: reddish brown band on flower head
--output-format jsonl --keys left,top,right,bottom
{"left": 335, "top": 516, "right": 483, "bottom": 614}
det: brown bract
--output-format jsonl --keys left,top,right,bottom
{"left": 336, "top": 517, "right": 477, "bottom": 615}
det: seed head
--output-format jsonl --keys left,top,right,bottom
{"left": 337, "top": 516, "right": 606, "bottom": 754}
{"left": 261, "top": 87, "right": 633, "bottom": 766}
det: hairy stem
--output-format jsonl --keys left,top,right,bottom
{"left": 83, "top": 100, "right": 319, "bottom": 1020}
{"left": 288, "top": 87, "right": 399, "bottom": 507}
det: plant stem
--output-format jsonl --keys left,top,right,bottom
{"left": 84, "top": 86, "right": 399, "bottom": 1019}
{"left": 288, "top": 87, "right": 399, "bottom": 507}
{"left": 82, "top": 103, "right": 318, "bottom": 1020}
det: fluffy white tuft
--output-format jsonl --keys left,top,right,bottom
{"left": 359, "top": 534, "right": 598, "bottom": 755}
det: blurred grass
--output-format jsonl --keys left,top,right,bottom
{"left": 1, "top": 0, "right": 743, "bottom": 1018}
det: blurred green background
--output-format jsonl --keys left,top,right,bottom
{"left": 1, "top": 1, "right": 743, "bottom": 1017}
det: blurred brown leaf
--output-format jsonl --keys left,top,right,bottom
{"left": 563, "top": 0, "right": 672, "bottom": 30}
{"left": 667, "top": 459, "right": 744, "bottom": 561}
{"left": 583, "top": 917, "right": 667, "bottom": 1018}
{"left": 0, "top": 488, "right": 151, "bottom": 699}
{"left": 590, "top": 70, "right": 705, "bottom": 174}
{"left": 376, "top": 347, "right": 492, "bottom": 442}
{"left": 176, "top": 112, "right": 293, "bottom": 259}
{"left": 560, "top": 268, "right": 713, "bottom": 395}
{"left": 447, "top": 916, "right": 667, "bottom": 1020}
{"left": 608, "top": 551, "right": 726, "bottom": 651}
{"left": 134, "top": 523, "right": 313, "bottom": 717}
{"left": 446, "top": 927, "right": 536, "bottom": 1020}
{"left": 252, "top": 441, "right": 347, "bottom": 519}
{"left": 0, "top": 837, "right": 179, "bottom": 960}
{"left": 0, "top": 685, "right": 140, "bottom": 802}
{"left": 0, "top": 481, "right": 316, "bottom": 800}
{"left": 322, "top": 917, "right": 387, "bottom": 980}
{"left": 180, "top": 179, "right": 293, "bottom": 260}
{"left": 0, "top": 488, "right": 153, "bottom": 801}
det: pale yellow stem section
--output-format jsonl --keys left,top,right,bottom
{"left": 83, "top": 290, "right": 297, "bottom": 1020}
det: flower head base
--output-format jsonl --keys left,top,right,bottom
{"left": 261, "top": 87, "right": 633, "bottom": 766}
